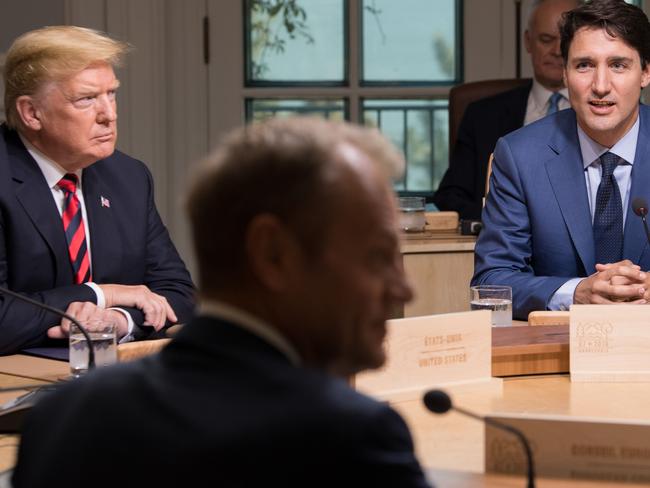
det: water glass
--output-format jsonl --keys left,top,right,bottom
{"left": 469, "top": 285, "right": 512, "bottom": 327}
{"left": 398, "top": 196, "right": 426, "bottom": 232}
{"left": 69, "top": 319, "right": 117, "bottom": 377}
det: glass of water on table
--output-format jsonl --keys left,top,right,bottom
{"left": 470, "top": 285, "right": 512, "bottom": 327}
{"left": 69, "top": 319, "right": 117, "bottom": 377}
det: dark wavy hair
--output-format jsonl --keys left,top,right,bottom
{"left": 560, "top": 0, "right": 650, "bottom": 68}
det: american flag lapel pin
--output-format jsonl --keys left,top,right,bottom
{"left": 100, "top": 195, "right": 111, "bottom": 208}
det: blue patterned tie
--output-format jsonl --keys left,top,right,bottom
{"left": 593, "top": 152, "right": 623, "bottom": 264}
{"left": 547, "top": 92, "right": 562, "bottom": 115}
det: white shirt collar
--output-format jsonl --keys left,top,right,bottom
{"left": 577, "top": 114, "right": 640, "bottom": 169}
{"left": 17, "top": 132, "right": 83, "bottom": 190}
{"left": 529, "top": 79, "right": 569, "bottom": 112}
{"left": 199, "top": 299, "right": 301, "bottom": 366}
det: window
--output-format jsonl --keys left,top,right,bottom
{"left": 243, "top": 0, "right": 462, "bottom": 197}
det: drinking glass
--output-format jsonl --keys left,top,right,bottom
{"left": 469, "top": 285, "right": 512, "bottom": 327}
{"left": 69, "top": 319, "right": 117, "bottom": 376}
{"left": 398, "top": 196, "right": 426, "bottom": 232}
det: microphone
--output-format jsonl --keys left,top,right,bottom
{"left": 423, "top": 389, "right": 535, "bottom": 488}
{"left": 0, "top": 285, "right": 94, "bottom": 369}
{"left": 632, "top": 197, "right": 650, "bottom": 245}
{"left": 0, "top": 285, "right": 95, "bottom": 433}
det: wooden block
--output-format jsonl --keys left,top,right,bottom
{"left": 486, "top": 413, "right": 650, "bottom": 484}
{"left": 117, "top": 339, "right": 171, "bottom": 362}
{"left": 492, "top": 324, "right": 569, "bottom": 376}
{"left": 528, "top": 311, "right": 570, "bottom": 326}
{"left": 355, "top": 310, "right": 494, "bottom": 401}
{"left": 570, "top": 305, "right": 650, "bottom": 382}
{"left": 425, "top": 211, "right": 459, "bottom": 231}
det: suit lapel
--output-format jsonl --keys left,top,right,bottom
{"left": 5, "top": 130, "right": 71, "bottom": 285}
{"left": 545, "top": 111, "right": 596, "bottom": 273}
{"left": 624, "top": 106, "right": 650, "bottom": 263}
{"left": 82, "top": 164, "right": 122, "bottom": 282}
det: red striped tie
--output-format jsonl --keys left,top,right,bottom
{"left": 58, "top": 174, "right": 92, "bottom": 284}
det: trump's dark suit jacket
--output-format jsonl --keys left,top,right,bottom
{"left": 13, "top": 316, "right": 430, "bottom": 488}
{"left": 472, "top": 106, "right": 650, "bottom": 319}
{"left": 0, "top": 124, "right": 194, "bottom": 353}
{"left": 433, "top": 82, "right": 531, "bottom": 220}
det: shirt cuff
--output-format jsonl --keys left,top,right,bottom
{"left": 548, "top": 278, "right": 583, "bottom": 311}
{"left": 85, "top": 282, "right": 105, "bottom": 308}
{"left": 109, "top": 308, "right": 135, "bottom": 343}
{"left": 83, "top": 283, "right": 134, "bottom": 342}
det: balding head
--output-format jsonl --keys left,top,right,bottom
{"left": 187, "top": 117, "right": 403, "bottom": 293}
{"left": 186, "top": 117, "right": 413, "bottom": 375}
{"left": 525, "top": 0, "right": 580, "bottom": 90}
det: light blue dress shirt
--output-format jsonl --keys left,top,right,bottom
{"left": 548, "top": 116, "right": 639, "bottom": 311}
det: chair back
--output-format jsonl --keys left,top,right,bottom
{"left": 449, "top": 78, "right": 531, "bottom": 150}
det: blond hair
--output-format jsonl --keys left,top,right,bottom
{"left": 3, "top": 25, "right": 129, "bottom": 128}
{"left": 187, "top": 116, "right": 404, "bottom": 291}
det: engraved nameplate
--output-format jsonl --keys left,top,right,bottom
{"left": 355, "top": 310, "right": 492, "bottom": 400}
{"left": 485, "top": 413, "right": 650, "bottom": 484}
{"left": 570, "top": 304, "right": 650, "bottom": 382}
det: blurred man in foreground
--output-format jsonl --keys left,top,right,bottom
{"left": 13, "top": 117, "right": 430, "bottom": 487}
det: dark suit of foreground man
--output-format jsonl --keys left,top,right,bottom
{"left": 0, "top": 26, "right": 194, "bottom": 352}
{"left": 13, "top": 118, "right": 431, "bottom": 487}
{"left": 473, "top": 0, "right": 650, "bottom": 319}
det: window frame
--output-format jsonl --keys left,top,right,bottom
{"left": 241, "top": 0, "right": 463, "bottom": 199}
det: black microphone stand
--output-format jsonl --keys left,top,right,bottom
{"left": 424, "top": 390, "right": 535, "bottom": 488}
{"left": 0, "top": 285, "right": 95, "bottom": 369}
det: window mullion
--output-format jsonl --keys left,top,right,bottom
{"left": 348, "top": 0, "right": 360, "bottom": 123}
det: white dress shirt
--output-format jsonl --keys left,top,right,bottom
{"left": 524, "top": 80, "right": 571, "bottom": 126}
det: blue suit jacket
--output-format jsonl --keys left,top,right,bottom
{"left": 0, "top": 125, "right": 195, "bottom": 353}
{"left": 472, "top": 105, "right": 650, "bottom": 320}
{"left": 13, "top": 316, "right": 430, "bottom": 488}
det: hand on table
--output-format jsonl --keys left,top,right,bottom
{"left": 574, "top": 260, "right": 646, "bottom": 304}
{"left": 47, "top": 303, "right": 129, "bottom": 339}
{"left": 99, "top": 284, "right": 177, "bottom": 330}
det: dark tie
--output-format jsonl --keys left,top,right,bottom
{"left": 547, "top": 92, "right": 562, "bottom": 115}
{"left": 58, "top": 174, "right": 92, "bottom": 284}
{"left": 593, "top": 152, "right": 623, "bottom": 264}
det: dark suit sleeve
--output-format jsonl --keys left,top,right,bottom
{"left": 433, "top": 103, "right": 489, "bottom": 221}
{"left": 0, "top": 213, "right": 98, "bottom": 354}
{"left": 355, "top": 403, "right": 432, "bottom": 487}
{"left": 113, "top": 166, "right": 194, "bottom": 337}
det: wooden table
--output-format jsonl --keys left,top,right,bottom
{"left": 400, "top": 232, "right": 476, "bottom": 317}
{"left": 392, "top": 374, "right": 650, "bottom": 474}
{"left": 0, "top": 355, "right": 67, "bottom": 472}
{"left": 0, "top": 346, "right": 646, "bottom": 487}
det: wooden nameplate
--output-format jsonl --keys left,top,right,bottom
{"left": 570, "top": 305, "right": 650, "bottom": 382}
{"left": 355, "top": 310, "right": 498, "bottom": 401}
{"left": 486, "top": 413, "right": 650, "bottom": 484}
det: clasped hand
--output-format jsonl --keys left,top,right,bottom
{"left": 47, "top": 284, "right": 177, "bottom": 339}
{"left": 574, "top": 260, "right": 648, "bottom": 304}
